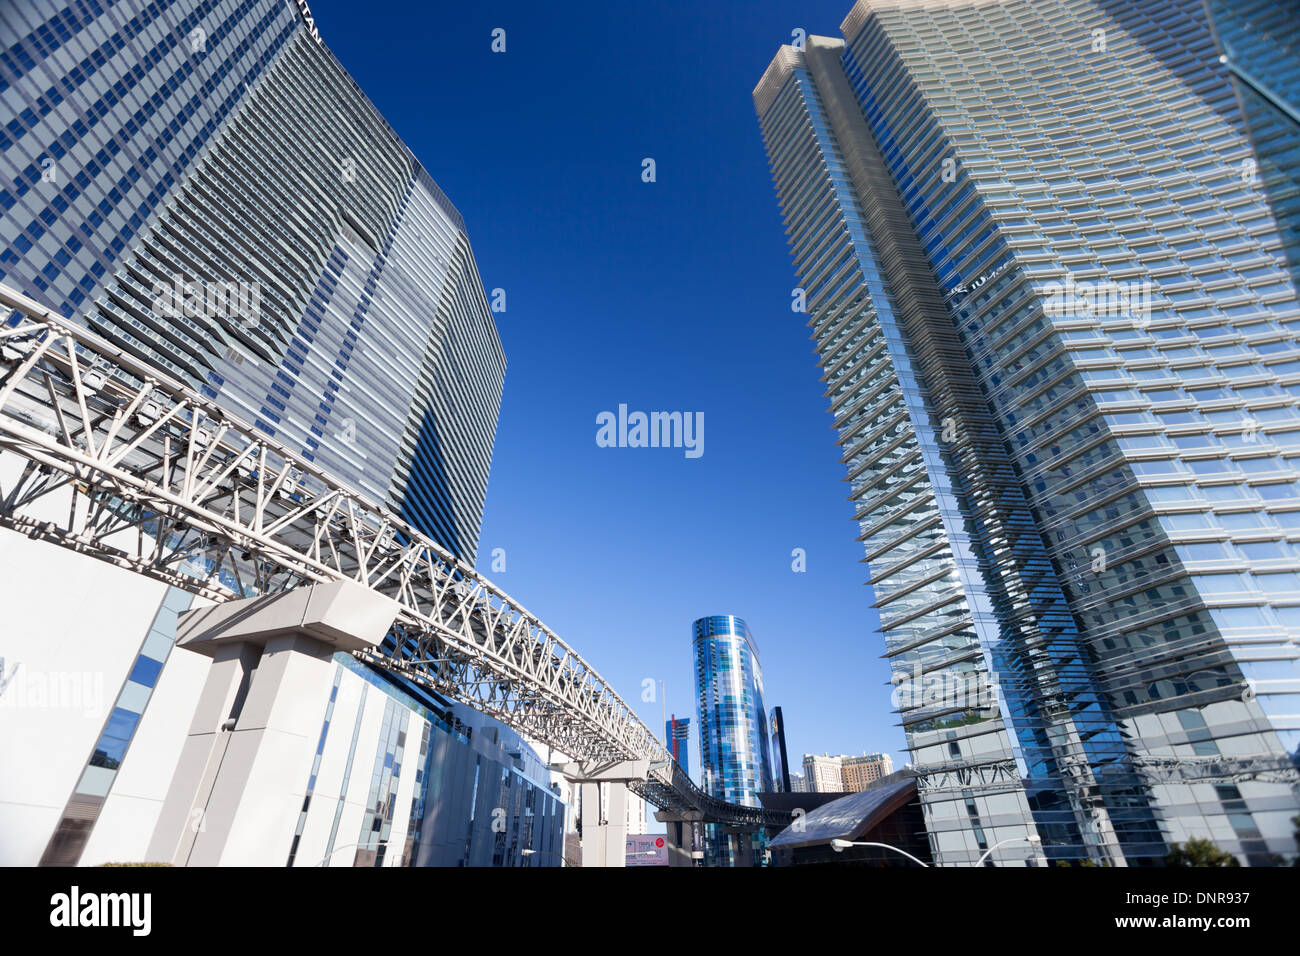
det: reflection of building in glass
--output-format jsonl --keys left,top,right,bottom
{"left": 693, "top": 615, "right": 773, "bottom": 865}
{"left": 756, "top": 0, "right": 1300, "bottom": 866}
{"left": 298, "top": 656, "right": 567, "bottom": 868}
{"left": 1204, "top": 0, "right": 1300, "bottom": 290}
{"left": 666, "top": 713, "right": 692, "bottom": 777}
{"left": 769, "top": 706, "right": 793, "bottom": 792}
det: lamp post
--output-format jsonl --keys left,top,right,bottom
{"left": 312, "top": 841, "right": 382, "bottom": 867}
{"left": 521, "top": 847, "right": 579, "bottom": 867}
{"left": 829, "top": 838, "right": 930, "bottom": 867}
{"left": 975, "top": 834, "right": 1042, "bottom": 867}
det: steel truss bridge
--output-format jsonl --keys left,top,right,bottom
{"left": 0, "top": 283, "right": 787, "bottom": 829}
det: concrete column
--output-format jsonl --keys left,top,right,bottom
{"left": 605, "top": 780, "right": 628, "bottom": 866}
{"left": 562, "top": 760, "right": 649, "bottom": 868}
{"left": 578, "top": 779, "right": 632, "bottom": 868}
{"left": 146, "top": 579, "right": 398, "bottom": 866}
{"left": 187, "top": 631, "right": 338, "bottom": 865}
{"left": 655, "top": 810, "right": 704, "bottom": 867}
{"left": 146, "top": 640, "right": 260, "bottom": 864}
{"left": 578, "top": 782, "right": 605, "bottom": 868}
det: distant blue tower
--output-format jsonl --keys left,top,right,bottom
{"left": 693, "top": 615, "right": 773, "bottom": 865}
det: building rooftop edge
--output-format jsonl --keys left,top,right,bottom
{"left": 304, "top": 7, "right": 469, "bottom": 236}
{"left": 753, "top": 37, "right": 846, "bottom": 116}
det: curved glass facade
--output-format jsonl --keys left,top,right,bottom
{"left": 288, "top": 654, "right": 566, "bottom": 868}
{"left": 693, "top": 615, "right": 774, "bottom": 866}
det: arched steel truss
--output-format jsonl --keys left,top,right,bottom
{"left": 0, "top": 283, "right": 787, "bottom": 828}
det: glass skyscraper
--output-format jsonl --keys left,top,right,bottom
{"left": 755, "top": 0, "right": 1300, "bottom": 866}
{"left": 693, "top": 615, "right": 773, "bottom": 866}
{"left": 0, "top": 0, "right": 505, "bottom": 559}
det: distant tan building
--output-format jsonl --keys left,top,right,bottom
{"left": 841, "top": 753, "right": 894, "bottom": 792}
{"left": 803, "top": 752, "right": 894, "bottom": 793}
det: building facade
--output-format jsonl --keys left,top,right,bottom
{"left": 0, "top": 541, "right": 565, "bottom": 867}
{"left": 800, "top": 752, "right": 894, "bottom": 792}
{"left": 0, "top": 0, "right": 505, "bottom": 558}
{"left": 803, "top": 753, "right": 845, "bottom": 793}
{"left": 693, "top": 615, "right": 774, "bottom": 865}
{"left": 842, "top": 753, "right": 895, "bottom": 792}
{"left": 0, "top": 0, "right": 528, "bottom": 865}
{"left": 756, "top": 0, "right": 1300, "bottom": 865}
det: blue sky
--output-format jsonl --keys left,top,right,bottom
{"left": 308, "top": 0, "right": 907, "bottom": 792}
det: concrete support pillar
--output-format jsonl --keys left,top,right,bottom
{"left": 605, "top": 779, "right": 629, "bottom": 865}
{"left": 578, "top": 780, "right": 629, "bottom": 868}
{"left": 146, "top": 579, "right": 398, "bottom": 866}
{"left": 655, "top": 810, "right": 704, "bottom": 867}
{"left": 561, "top": 759, "right": 649, "bottom": 868}
{"left": 146, "top": 639, "right": 261, "bottom": 864}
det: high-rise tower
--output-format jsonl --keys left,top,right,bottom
{"left": 0, "top": 0, "right": 505, "bottom": 559}
{"left": 756, "top": 0, "right": 1300, "bottom": 866}
{"left": 693, "top": 615, "right": 774, "bottom": 865}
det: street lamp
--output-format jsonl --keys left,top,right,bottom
{"left": 975, "top": 834, "right": 1042, "bottom": 867}
{"left": 312, "top": 841, "right": 381, "bottom": 867}
{"left": 829, "top": 839, "right": 930, "bottom": 867}
{"left": 521, "top": 847, "right": 578, "bottom": 867}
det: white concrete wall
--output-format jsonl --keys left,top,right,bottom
{"left": 0, "top": 525, "right": 165, "bottom": 865}
{"left": 0, "top": 445, "right": 554, "bottom": 867}
{"left": 79, "top": 639, "right": 211, "bottom": 866}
